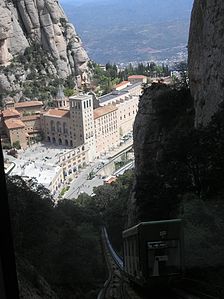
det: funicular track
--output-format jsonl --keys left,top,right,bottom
{"left": 98, "top": 227, "right": 223, "bottom": 299}
{"left": 98, "top": 227, "right": 139, "bottom": 299}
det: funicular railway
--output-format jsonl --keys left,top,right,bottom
{"left": 99, "top": 220, "right": 185, "bottom": 299}
{"left": 99, "top": 222, "right": 223, "bottom": 299}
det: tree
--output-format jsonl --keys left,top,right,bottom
{"left": 12, "top": 141, "right": 21, "bottom": 149}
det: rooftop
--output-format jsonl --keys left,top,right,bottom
{"left": 99, "top": 82, "right": 142, "bottom": 105}
{"left": 99, "top": 90, "right": 128, "bottom": 104}
{"left": 69, "top": 94, "right": 92, "bottom": 101}
{"left": 4, "top": 118, "right": 25, "bottom": 130}
{"left": 115, "top": 81, "right": 130, "bottom": 89}
{"left": 5, "top": 143, "right": 72, "bottom": 188}
{"left": 43, "top": 108, "right": 70, "bottom": 118}
{"left": 21, "top": 115, "right": 40, "bottom": 121}
{"left": 128, "top": 75, "right": 147, "bottom": 79}
{"left": 2, "top": 109, "right": 20, "bottom": 118}
{"left": 14, "top": 100, "right": 43, "bottom": 108}
{"left": 94, "top": 105, "right": 117, "bottom": 119}
{"left": 122, "top": 82, "right": 142, "bottom": 92}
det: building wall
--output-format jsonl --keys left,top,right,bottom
{"left": 128, "top": 76, "right": 147, "bottom": 84}
{"left": 58, "top": 145, "right": 88, "bottom": 178}
{"left": 95, "top": 109, "right": 119, "bottom": 157}
{"left": 7, "top": 127, "right": 27, "bottom": 149}
{"left": 69, "top": 95, "right": 96, "bottom": 161}
{"left": 22, "top": 116, "right": 41, "bottom": 135}
{"left": 41, "top": 115, "right": 71, "bottom": 146}
{"left": 50, "top": 168, "right": 64, "bottom": 197}
{"left": 117, "top": 95, "right": 139, "bottom": 136}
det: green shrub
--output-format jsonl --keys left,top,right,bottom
{"left": 13, "top": 141, "right": 21, "bottom": 149}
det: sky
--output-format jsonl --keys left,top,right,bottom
{"left": 60, "top": 0, "right": 108, "bottom": 3}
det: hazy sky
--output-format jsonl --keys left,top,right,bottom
{"left": 60, "top": 0, "right": 105, "bottom": 3}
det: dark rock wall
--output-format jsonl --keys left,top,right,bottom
{"left": 188, "top": 0, "right": 224, "bottom": 127}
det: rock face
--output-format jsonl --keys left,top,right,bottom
{"left": 0, "top": 0, "right": 90, "bottom": 97}
{"left": 188, "top": 0, "right": 224, "bottom": 127}
{"left": 128, "top": 84, "right": 170, "bottom": 226}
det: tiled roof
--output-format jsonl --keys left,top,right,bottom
{"left": 4, "top": 118, "right": 25, "bottom": 130}
{"left": 21, "top": 115, "right": 40, "bottom": 121}
{"left": 94, "top": 105, "right": 117, "bottom": 119}
{"left": 128, "top": 75, "right": 147, "bottom": 79}
{"left": 43, "top": 108, "right": 70, "bottom": 118}
{"left": 2, "top": 109, "right": 20, "bottom": 118}
{"left": 115, "top": 81, "right": 129, "bottom": 88}
{"left": 14, "top": 100, "right": 43, "bottom": 108}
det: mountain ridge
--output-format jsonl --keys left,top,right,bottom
{"left": 61, "top": 0, "right": 193, "bottom": 63}
{"left": 0, "top": 0, "right": 90, "bottom": 102}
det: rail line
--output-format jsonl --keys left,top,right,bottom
{"left": 98, "top": 227, "right": 140, "bottom": 299}
{"left": 98, "top": 227, "right": 223, "bottom": 299}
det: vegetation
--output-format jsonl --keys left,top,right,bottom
{"left": 89, "top": 60, "right": 170, "bottom": 95}
{"left": 76, "top": 170, "right": 134, "bottom": 253}
{"left": 59, "top": 186, "right": 69, "bottom": 197}
{"left": 1, "top": 43, "right": 76, "bottom": 104}
{"left": 7, "top": 176, "right": 105, "bottom": 298}
{"left": 12, "top": 141, "right": 21, "bottom": 150}
{"left": 7, "top": 170, "right": 133, "bottom": 297}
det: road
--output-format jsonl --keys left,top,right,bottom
{"left": 64, "top": 139, "right": 134, "bottom": 199}
{"left": 64, "top": 162, "right": 104, "bottom": 199}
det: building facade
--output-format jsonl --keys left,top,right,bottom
{"left": 1, "top": 101, "right": 43, "bottom": 148}
{"left": 99, "top": 82, "right": 142, "bottom": 137}
{"left": 41, "top": 94, "right": 96, "bottom": 162}
{"left": 94, "top": 105, "right": 119, "bottom": 157}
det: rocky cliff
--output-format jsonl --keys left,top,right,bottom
{"left": 128, "top": 83, "right": 194, "bottom": 225}
{"left": 0, "top": 0, "right": 90, "bottom": 101}
{"left": 128, "top": 84, "right": 169, "bottom": 225}
{"left": 188, "top": 0, "right": 224, "bottom": 127}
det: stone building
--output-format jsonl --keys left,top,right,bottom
{"left": 41, "top": 94, "right": 96, "bottom": 162}
{"left": 94, "top": 105, "right": 119, "bottom": 157}
{"left": 14, "top": 101, "right": 43, "bottom": 115}
{"left": 0, "top": 101, "right": 43, "bottom": 148}
{"left": 128, "top": 75, "right": 147, "bottom": 84}
{"left": 4, "top": 118, "right": 27, "bottom": 149}
{"left": 99, "top": 82, "right": 142, "bottom": 137}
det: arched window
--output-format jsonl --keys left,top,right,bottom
{"left": 51, "top": 120, "right": 55, "bottom": 132}
{"left": 65, "top": 139, "right": 68, "bottom": 146}
{"left": 57, "top": 121, "right": 62, "bottom": 133}
{"left": 47, "top": 136, "right": 51, "bottom": 142}
{"left": 58, "top": 138, "right": 62, "bottom": 145}
{"left": 63, "top": 122, "right": 68, "bottom": 134}
{"left": 70, "top": 140, "right": 73, "bottom": 147}
{"left": 52, "top": 137, "right": 56, "bottom": 144}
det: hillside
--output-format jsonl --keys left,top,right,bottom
{"left": 61, "top": 0, "right": 193, "bottom": 64}
{"left": 0, "top": 0, "right": 90, "bottom": 103}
